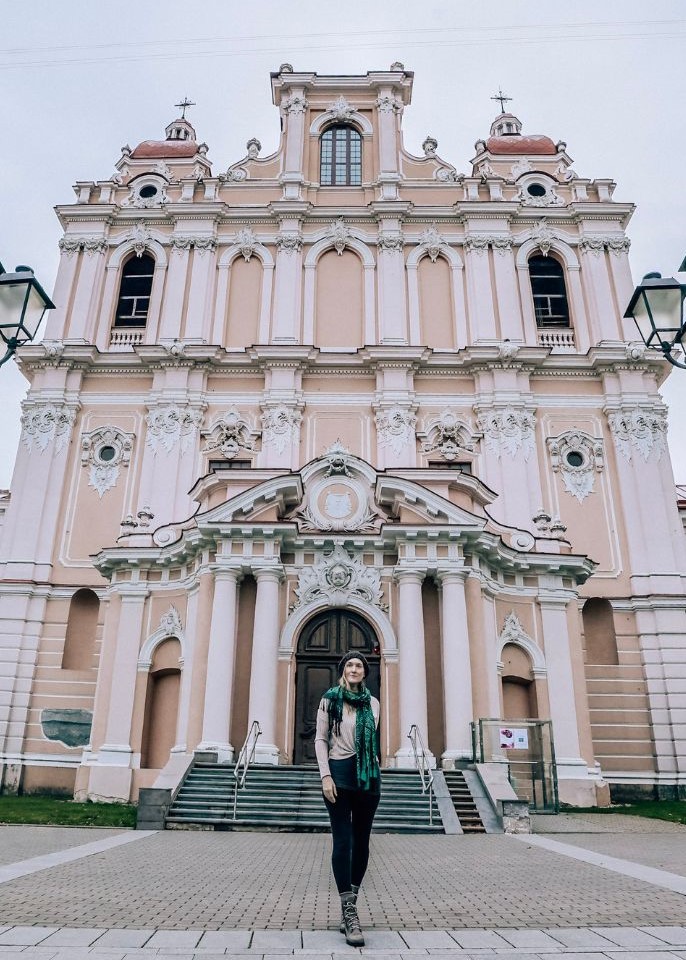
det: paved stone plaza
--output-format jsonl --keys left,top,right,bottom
{"left": 0, "top": 814, "right": 684, "bottom": 958}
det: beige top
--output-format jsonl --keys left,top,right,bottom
{"left": 314, "top": 694, "right": 380, "bottom": 780}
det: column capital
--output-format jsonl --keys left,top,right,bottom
{"left": 253, "top": 564, "right": 285, "bottom": 583}
{"left": 435, "top": 566, "right": 468, "bottom": 585}
{"left": 211, "top": 565, "right": 242, "bottom": 583}
{"left": 394, "top": 566, "right": 426, "bottom": 585}
{"left": 538, "top": 590, "right": 575, "bottom": 609}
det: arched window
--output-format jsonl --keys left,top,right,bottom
{"left": 114, "top": 253, "right": 154, "bottom": 327}
{"left": 62, "top": 589, "right": 99, "bottom": 670}
{"left": 528, "top": 254, "right": 570, "bottom": 327}
{"left": 582, "top": 598, "right": 619, "bottom": 665}
{"left": 320, "top": 125, "right": 362, "bottom": 186}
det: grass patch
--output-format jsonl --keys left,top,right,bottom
{"left": 0, "top": 795, "right": 136, "bottom": 827}
{"left": 571, "top": 800, "right": 686, "bottom": 825}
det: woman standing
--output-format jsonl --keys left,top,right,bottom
{"left": 315, "top": 651, "right": 381, "bottom": 947}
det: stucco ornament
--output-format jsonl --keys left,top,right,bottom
{"left": 282, "top": 93, "right": 309, "bottom": 115}
{"left": 418, "top": 225, "right": 444, "bottom": 263}
{"left": 224, "top": 167, "right": 248, "bottom": 182}
{"left": 531, "top": 218, "right": 555, "bottom": 257}
{"left": 377, "top": 232, "right": 404, "bottom": 253}
{"left": 246, "top": 138, "right": 262, "bottom": 159}
{"left": 477, "top": 159, "right": 496, "bottom": 178}
{"left": 580, "top": 235, "right": 631, "bottom": 257}
{"left": 293, "top": 544, "right": 386, "bottom": 610}
{"left": 170, "top": 236, "right": 216, "bottom": 255}
{"left": 510, "top": 158, "right": 533, "bottom": 180}
{"left": 145, "top": 404, "right": 204, "bottom": 455}
{"left": 261, "top": 405, "right": 302, "bottom": 455}
{"left": 422, "top": 135, "right": 438, "bottom": 157}
{"left": 328, "top": 218, "right": 352, "bottom": 255}
{"left": 58, "top": 237, "right": 107, "bottom": 257}
{"left": 421, "top": 410, "right": 477, "bottom": 462}
{"left": 463, "top": 235, "right": 490, "bottom": 255}
{"left": 376, "top": 94, "right": 403, "bottom": 114}
{"left": 498, "top": 340, "right": 520, "bottom": 362}
{"left": 129, "top": 221, "right": 152, "bottom": 258}
{"left": 159, "top": 605, "right": 183, "bottom": 638}
{"left": 607, "top": 406, "right": 668, "bottom": 463}
{"left": 477, "top": 407, "right": 536, "bottom": 460}
{"left": 276, "top": 234, "right": 303, "bottom": 254}
{"left": 80, "top": 425, "right": 134, "bottom": 498}
{"left": 124, "top": 182, "right": 168, "bottom": 208}
{"left": 547, "top": 430, "right": 604, "bottom": 503}
{"left": 498, "top": 612, "right": 545, "bottom": 677}
{"left": 435, "top": 167, "right": 462, "bottom": 182}
{"left": 235, "top": 227, "right": 258, "bottom": 262}
{"left": 21, "top": 402, "right": 77, "bottom": 454}
{"left": 323, "top": 440, "right": 353, "bottom": 477}
{"left": 202, "top": 408, "right": 259, "bottom": 460}
{"left": 375, "top": 405, "right": 417, "bottom": 456}
{"left": 517, "top": 184, "right": 564, "bottom": 207}
{"left": 329, "top": 95, "right": 355, "bottom": 121}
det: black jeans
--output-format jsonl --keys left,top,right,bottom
{"left": 323, "top": 757, "right": 380, "bottom": 894}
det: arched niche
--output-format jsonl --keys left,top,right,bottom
{"left": 582, "top": 597, "right": 619, "bottom": 665}
{"left": 140, "top": 637, "right": 181, "bottom": 770}
{"left": 62, "top": 588, "right": 100, "bottom": 670}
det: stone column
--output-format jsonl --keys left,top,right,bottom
{"left": 200, "top": 569, "right": 240, "bottom": 761}
{"left": 437, "top": 569, "right": 473, "bottom": 763}
{"left": 272, "top": 224, "right": 303, "bottom": 342}
{"left": 247, "top": 567, "right": 284, "bottom": 764}
{"left": 88, "top": 586, "right": 148, "bottom": 802}
{"left": 394, "top": 569, "right": 435, "bottom": 768}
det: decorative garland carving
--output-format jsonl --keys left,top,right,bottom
{"left": 530, "top": 218, "right": 556, "bottom": 257}
{"left": 328, "top": 218, "right": 352, "bottom": 255}
{"left": 418, "top": 225, "right": 444, "bottom": 263}
{"left": 546, "top": 430, "right": 604, "bottom": 503}
{"left": 282, "top": 93, "right": 309, "bottom": 115}
{"left": 375, "top": 94, "right": 403, "bottom": 114}
{"left": 606, "top": 405, "right": 668, "bottom": 463}
{"left": 329, "top": 95, "right": 355, "bottom": 121}
{"left": 579, "top": 235, "right": 631, "bottom": 257}
{"left": 58, "top": 237, "right": 107, "bottom": 257}
{"left": 420, "top": 410, "right": 477, "bottom": 462}
{"left": 464, "top": 235, "right": 512, "bottom": 256}
{"left": 170, "top": 236, "right": 216, "bottom": 255}
{"left": 20, "top": 402, "right": 77, "bottom": 454}
{"left": 129, "top": 221, "right": 152, "bottom": 258}
{"left": 235, "top": 227, "right": 258, "bottom": 262}
{"left": 261, "top": 405, "right": 302, "bottom": 455}
{"left": 476, "top": 406, "right": 536, "bottom": 461}
{"left": 201, "top": 408, "right": 259, "bottom": 460}
{"left": 375, "top": 405, "right": 417, "bottom": 455}
{"left": 275, "top": 234, "right": 303, "bottom": 254}
{"left": 80, "top": 425, "right": 134, "bottom": 498}
{"left": 292, "top": 544, "right": 386, "bottom": 610}
{"left": 377, "top": 233, "right": 404, "bottom": 253}
{"left": 145, "top": 403, "right": 204, "bottom": 455}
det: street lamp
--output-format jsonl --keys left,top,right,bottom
{"left": 0, "top": 262, "right": 55, "bottom": 369}
{"left": 623, "top": 258, "right": 686, "bottom": 369}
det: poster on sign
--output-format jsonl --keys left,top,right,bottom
{"left": 499, "top": 728, "right": 515, "bottom": 749}
{"left": 513, "top": 728, "right": 529, "bottom": 749}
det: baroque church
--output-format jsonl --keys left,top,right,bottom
{"left": 1, "top": 65, "right": 684, "bottom": 810}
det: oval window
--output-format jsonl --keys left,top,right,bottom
{"left": 527, "top": 183, "right": 547, "bottom": 198}
{"left": 98, "top": 445, "right": 117, "bottom": 463}
{"left": 139, "top": 184, "right": 158, "bottom": 199}
{"left": 566, "top": 450, "right": 584, "bottom": 468}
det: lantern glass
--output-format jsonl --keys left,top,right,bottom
{"left": 640, "top": 285, "right": 684, "bottom": 347}
{"left": 0, "top": 270, "right": 53, "bottom": 347}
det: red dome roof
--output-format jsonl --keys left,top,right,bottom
{"left": 486, "top": 134, "right": 557, "bottom": 156}
{"left": 131, "top": 140, "right": 198, "bottom": 159}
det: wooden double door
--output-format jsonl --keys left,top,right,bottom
{"left": 293, "top": 609, "right": 380, "bottom": 765}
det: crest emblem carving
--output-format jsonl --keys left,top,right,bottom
{"left": 292, "top": 545, "right": 386, "bottom": 610}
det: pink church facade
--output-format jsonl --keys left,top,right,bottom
{"left": 1, "top": 65, "right": 684, "bottom": 809}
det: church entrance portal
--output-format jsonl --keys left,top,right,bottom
{"left": 293, "top": 609, "right": 380, "bottom": 765}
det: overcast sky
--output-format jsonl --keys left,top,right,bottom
{"left": 2, "top": 0, "right": 685, "bottom": 488}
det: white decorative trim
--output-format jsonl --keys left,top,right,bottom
{"left": 201, "top": 408, "right": 259, "bottom": 460}
{"left": 510, "top": 158, "right": 533, "bottom": 180}
{"left": 328, "top": 218, "right": 352, "bottom": 255}
{"left": 328, "top": 95, "right": 355, "bottom": 121}
{"left": 145, "top": 403, "right": 204, "bottom": 455}
{"left": 418, "top": 225, "right": 443, "bottom": 263}
{"left": 80, "top": 426, "right": 134, "bottom": 498}
{"left": 261, "top": 405, "right": 302, "bottom": 455}
{"left": 476, "top": 406, "right": 536, "bottom": 461}
{"left": 498, "top": 611, "right": 546, "bottom": 676}
{"left": 292, "top": 544, "right": 386, "bottom": 611}
{"left": 20, "top": 402, "right": 77, "bottom": 455}
{"left": 58, "top": 237, "right": 107, "bottom": 257}
{"left": 464, "top": 235, "right": 511, "bottom": 255}
{"left": 279, "top": 594, "right": 397, "bottom": 660}
{"left": 224, "top": 166, "right": 248, "bottom": 182}
{"left": 170, "top": 236, "right": 216, "bottom": 255}
{"left": 235, "top": 227, "right": 258, "bottom": 262}
{"left": 435, "top": 167, "right": 462, "bottom": 182}
{"left": 606, "top": 405, "right": 668, "bottom": 463}
{"left": 420, "top": 410, "right": 478, "bottom": 462}
{"left": 376, "top": 94, "right": 403, "bottom": 114}
{"left": 547, "top": 430, "right": 604, "bottom": 503}
{"left": 282, "top": 93, "right": 309, "bottom": 115}
{"left": 579, "top": 235, "right": 631, "bottom": 257}
{"left": 275, "top": 234, "right": 303, "bottom": 255}
{"left": 530, "top": 218, "right": 556, "bottom": 257}
{"left": 138, "top": 606, "right": 185, "bottom": 670}
{"left": 377, "top": 233, "right": 404, "bottom": 253}
{"left": 375, "top": 405, "right": 417, "bottom": 456}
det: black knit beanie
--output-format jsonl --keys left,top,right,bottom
{"left": 337, "top": 650, "right": 370, "bottom": 678}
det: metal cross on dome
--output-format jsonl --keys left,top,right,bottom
{"left": 491, "top": 88, "right": 512, "bottom": 113}
{"left": 174, "top": 97, "right": 196, "bottom": 120}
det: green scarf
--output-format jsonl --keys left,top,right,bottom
{"left": 322, "top": 685, "right": 379, "bottom": 791}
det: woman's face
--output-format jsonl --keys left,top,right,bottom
{"left": 343, "top": 657, "right": 365, "bottom": 687}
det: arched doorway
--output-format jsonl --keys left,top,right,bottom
{"left": 293, "top": 608, "right": 380, "bottom": 764}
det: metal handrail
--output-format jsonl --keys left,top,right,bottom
{"left": 232, "top": 720, "right": 262, "bottom": 820}
{"left": 407, "top": 724, "right": 435, "bottom": 826}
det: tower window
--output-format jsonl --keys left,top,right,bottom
{"left": 320, "top": 125, "right": 362, "bottom": 186}
{"left": 528, "top": 255, "right": 570, "bottom": 327}
{"left": 114, "top": 253, "right": 155, "bottom": 327}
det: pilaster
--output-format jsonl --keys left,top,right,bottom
{"left": 247, "top": 567, "right": 284, "bottom": 764}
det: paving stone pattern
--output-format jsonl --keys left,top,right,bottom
{"left": 542, "top": 834, "right": 686, "bottom": 879}
{"left": 0, "top": 831, "right": 686, "bottom": 930}
{"left": 0, "top": 826, "right": 125, "bottom": 867}
{"left": 531, "top": 815, "right": 686, "bottom": 835}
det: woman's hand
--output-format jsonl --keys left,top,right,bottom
{"left": 322, "top": 775, "right": 337, "bottom": 803}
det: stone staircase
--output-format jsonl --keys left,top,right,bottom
{"left": 443, "top": 770, "right": 486, "bottom": 833}
{"left": 166, "top": 763, "right": 454, "bottom": 833}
